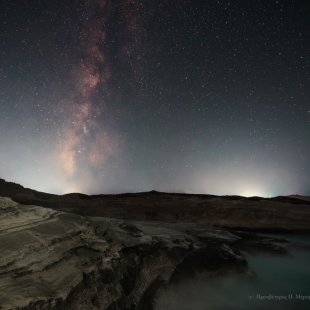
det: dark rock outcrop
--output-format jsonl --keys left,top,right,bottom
{"left": 287, "top": 194, "right": 310, "bottom": 202}
{"left": 0, "top": 178, "right": 310, "bottom": 231}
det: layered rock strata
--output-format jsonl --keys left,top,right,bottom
{"left": 0, "top": 196, "right": 249, "bottom": 310}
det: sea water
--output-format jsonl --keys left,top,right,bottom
{"left": 155, "top": 234, "right": 310, "bottom": 310}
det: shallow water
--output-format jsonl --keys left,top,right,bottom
{"left": 155, "top": 234, "right": 310, "bottom": 310}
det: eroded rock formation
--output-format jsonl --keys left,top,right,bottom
{"left": 0, "top": 196, "right": 249, "bottom": 310}
{"left": 1, "top": 178, "right": 309, "bottom": 309}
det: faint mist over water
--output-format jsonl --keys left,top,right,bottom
{"left": 155, "top": 234, "right": 310, "bottom": 310}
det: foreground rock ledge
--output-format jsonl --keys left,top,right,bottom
{"left": 0, "top": 197, "right": 249, "bottom": 310}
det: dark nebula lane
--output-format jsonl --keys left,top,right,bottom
{"left": 0, "top": 0, "right": 309, "bottom": 196}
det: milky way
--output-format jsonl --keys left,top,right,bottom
{"left": 1, "top": 0, "right": 310, "bottom": 196}
{"left": 56, "top": 0, "right": 117, "bottom": 191}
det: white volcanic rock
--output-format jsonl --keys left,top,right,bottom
{"left": 0, "top": 196, "right": 249, "bottom": 310}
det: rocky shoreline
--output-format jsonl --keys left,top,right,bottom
{"left": 0, "top": 178, "right": 309, "bottom": 309}
{"left": 0, "top": 196, "right": 250, "bottom": 310}
{"left": 0, "top": 197, "right": 296, "bottom": 310}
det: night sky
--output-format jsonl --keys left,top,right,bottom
{"left": 1, "top": 0, "right": 309, "bottom": 197}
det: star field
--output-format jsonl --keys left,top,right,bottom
{"left": 1, "top": 0, "right": 309, "bottom": 196}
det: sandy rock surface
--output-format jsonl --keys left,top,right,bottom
{"left": 1, "top": 178, "right": 309, "bottom": 309}
{"left": 0, "top": 196, "right": 250, "bottom": 310}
